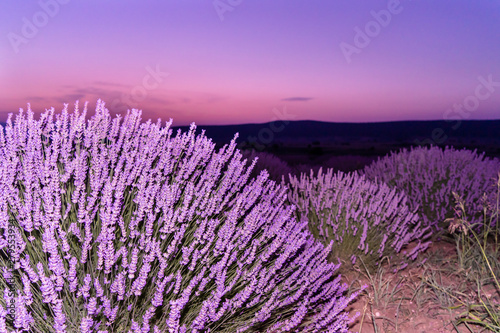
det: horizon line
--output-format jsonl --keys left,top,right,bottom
{"left": 1, "top": 117, "right": 500, "bottom": 128}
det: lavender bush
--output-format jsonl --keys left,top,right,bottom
{"left": 294, "top": 156, "right": 377, "bottom": 175}
{"left": 239, "top": 150, "right": 293, "bottom": 182}
{"left": 0, "top": 101, "right": 361, "bottom": 332}
{"left": 320, "top": 155, "right": 378, "bottom": 173}
{"left": 360, "top": 146, "right": 500, "bottom": 233}
{"left": 286, "top": 168, "right": 432, "bottom": 273}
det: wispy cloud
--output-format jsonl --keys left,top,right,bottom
{"left": 55, "top": 94, "right": 86, "bottom": 103}
{"left": 281, "top": 97, "right": 313, "bottom": 102}
{"left": 93, "top": 81, "right": 131, "bottom": 88}
{"left": 26, "top": 96, "right": 50, "bottom": 103}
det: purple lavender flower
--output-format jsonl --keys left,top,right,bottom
{"left": 361, "top": 146, "right": 500, "bottom": 232}
{"left": 287, "top": 168, "right": 432, "bottom": 272}
{"left": 0, "top": 100, "right": 358, "bottom": 332}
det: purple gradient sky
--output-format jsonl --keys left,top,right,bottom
{"left": 1, "top": 0, "right": 499, "bottom": 126}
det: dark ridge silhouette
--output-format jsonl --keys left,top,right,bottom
{"left": 171, "top": 119, "right": 500, "bottom": 144}
{"left": 1, "top": 119, "right": 499, "bottom": 160}
{"left": 1, "top": 119, "right": 498, "bottom": 141}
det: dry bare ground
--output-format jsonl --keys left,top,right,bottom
{"left": 343, "top": 239, "right": 500, "bottom": 333}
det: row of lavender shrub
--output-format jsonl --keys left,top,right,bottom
{"left": 244, "top": 145, "right": 499, "bottom": 273}
{"left": 286, "top": 169, "right": 432, "bottom": 273}
{"left": 360, "top": 146, "right": 500, "bottom": 234}
{"left": 239, "top": 150, "right": 376, "bottom": 183}
{"left": 239, "top": 150, "right": 294, "bottom": 183}
{"left": 0, "top": 101, "right": 361, "bottom": 332}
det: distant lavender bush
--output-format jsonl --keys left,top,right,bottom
{"left": 287, "top": 168, "right": 432, "bottom": 273}
{"left": 239, "top": 150, "right": 293, "bottom": 182}
{"left": 294, "top": 156, "right": 377, "bottom": 175}
{"left": 361, "top": 146, "right": 500, "bottom": 233}
{"left": 320, "top": 155, "right": 378, "bottom": 173}
{"left": 0, "top": 101, "right": 361, "bottom": 332}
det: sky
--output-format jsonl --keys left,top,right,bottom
{"left": 1, "top": 0, "right": 499, "bottom": 126}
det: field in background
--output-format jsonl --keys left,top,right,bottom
{"left": 172, "top": 119, "right": 500, "bottom": 173}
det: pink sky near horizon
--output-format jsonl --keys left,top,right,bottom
{"left": 1, "top": 0, "right": 499, "bottom": 126}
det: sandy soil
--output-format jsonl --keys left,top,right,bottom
{"left": 343, "top": 240, "right": 500, "bottom": 333}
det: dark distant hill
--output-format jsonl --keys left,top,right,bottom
{"left": 171, "top": 119, "right": 500, "bottom": 160}
{"left": 172, "top": 119, "right": 500, "bottom": 145}
{"left": 1, "top": 119, "right": 499, "bottom": 159}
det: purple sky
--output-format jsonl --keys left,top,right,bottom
{"left": 1, "top": 0, "right": 499, "bottom": 126}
